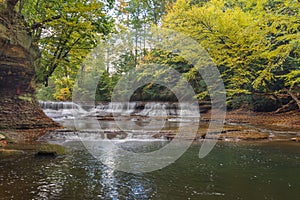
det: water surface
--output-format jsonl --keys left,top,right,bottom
{"left": 1, "top": 141, "right": 299, "bottom": 199}
{"left": 1, "top": 102, "right": 299, "bottom": 199}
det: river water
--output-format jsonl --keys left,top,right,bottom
{"left": 1, "top": 141, "right": 299, "bottom": 199}
{"left": 0, "top": 102, "right": 299, "bottom": 199}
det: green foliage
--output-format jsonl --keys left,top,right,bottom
{"left": 139, "top": 49, "right": 207, "bottom": 101}
{"left": 284, "top": 70, "right": 300, "bottom": 89}
{"left": 113, "top": 51, "right": 136, "bottom": 75}
{"left": 162, "top": 0, "right": 300, "bottom": 109}
{"left": 18, "top": 0, "right": 114, "bottom": 100}
{"left": 115, "top": 0, "right": 174, "bottom": 67}
{"left": 96, "top": 72, "right": 119, "bottom": 101}
{"left": 227, "top": 94, "right": 281, "bottom": 112}
{"left": 17, "top": 0, "right": 299, "bottom": 111}
{"left": 143, "top": 49, "right": 192, "bottom": 73}
{"left": 35, "top": 84, "right": 55, "bottom": 101}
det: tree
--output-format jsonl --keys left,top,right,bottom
{"left": 25, "top": 0, "right": 114, "bottom": 101}
{"left": 115, "top": 0, "right": 173, "bottom": 67}
{"left": 0, "top": 0, "right": 114, "bottom": 129}
{"left": 162, "top": 0, "right": 300, "bottom": 110}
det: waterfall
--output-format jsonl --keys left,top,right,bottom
{"left": 40, "top": 101, "right": 202, "bottom": 119}
{"left": 137, "top": 102, "right": 170, "bottom": 117}
{"left": 39, "top": 101, "right": 82, "bottom": 110}
{"left": 106, "top": 102, "right": 137, "bottom": 114}
{"left": 136, "top": 102, "right": 199, "bottom": 117}
{"left": 39, "top": 101, "right": 87, "bottom": 120}
{"left": 39, "top": 101, "right": 202, "bottom": 141}
{"left": 91, "top": 102, "right": 137, "bottom": 116}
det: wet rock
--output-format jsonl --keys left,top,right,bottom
{"left": 105, "top": 131, "right": 127, "bottom": 139}
{"left": 165, "top": 134, "right": 176, "bottom": 141}
{"left": 104, "top": 130, "right": 127, "bottom": 140}
{"left": 152, "top": 133, "right": 164, "bottom": 139}
{"left": 0, "top": 140, "right": 7, "bottom": 147}
{"left": 0, "top": 149, "right": 24, "bottom": 155}
{"left": 0, "top": 133, "right": 5, "bottom": 140}
{"left": 35, "top": 144, "right": 66, "bottom": 157}
{"left": 291, "top": 137, "right": 300, "bottom": 142}
{"left": 0, "top": 134, "right": 6, "bottom": 147}
{"left": 35, "top": 151, "right": 57, "bottom": 157}
{"left": 199, "top": 105, "right": 211, "bottom": 113}
{"left": 219, "top": 131, "right": 269, "bottom": 140}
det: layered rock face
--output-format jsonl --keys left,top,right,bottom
{"left": 0, "top": 4, "right": 59, "bottom": 129}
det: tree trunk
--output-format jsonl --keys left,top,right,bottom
{"left": 284, "top": 88, "right": 300, "bottom": 110}
{"left": 0, "top": 3, "right": 59, "bottom": 129}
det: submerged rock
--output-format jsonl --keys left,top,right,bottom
{"left": 35, "top": 144, "right": 66, "bottom": 157}
{"left": 35, "top": 151, "right": 57, "bottom": 157}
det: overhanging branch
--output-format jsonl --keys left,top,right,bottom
{"left": 31, "top": 15, "right": 61, "bottom": 30}
{"left": 284, "top": 88, "right": 300, "bottom": 109}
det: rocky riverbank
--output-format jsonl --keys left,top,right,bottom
{"left": 35, "top": 112, "right": 300, "bottom": 143}
{"left": 202, "top": 109, "right": 300, "bottom": 141}
{"left": 225, "top": 110, "right": 300, "bottom": 130}
{"left": 1, "top": 110, "right": 299, "bottom": 157}
{"left": 0, "top": 128, "right": 65, "bottom": 156}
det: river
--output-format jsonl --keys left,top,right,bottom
{"left": 0, "top": 102, "right": 299, "bottom": 199}
{"left": 1, "top": 141, "right": 299, "bottom": 199}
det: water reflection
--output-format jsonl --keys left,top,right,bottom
{"left": 35, "top": 162, "right": 65, "bottom": 199}
{"left": 28, "top": 142, "right": 157, "bottom": 200}
{"left": 0, "top": 142, "right": 299, "bottom": 199}
{"left": 99, "top": 149, "right": 119, "bottom": 199}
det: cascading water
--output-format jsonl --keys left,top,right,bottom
{"left": 39, "top": 101, "right": 201, "bottom": 120}
{"left": 39, "top": 101, "right": 201, "bottom": 142}
{"left": 89, "top": 102, "right": 137, "bottom": 116}
{"left": 138, "top": 103, "right": 167, "bottom": 116}
{"left": 39, "top": 101, "right": 82, "bottom": 110}
{"left": 39, "top": 101, "right": 87, "bottom": 120}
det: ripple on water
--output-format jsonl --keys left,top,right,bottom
{"left": 0, "top": 141, "right": 299, "bottom": 199}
